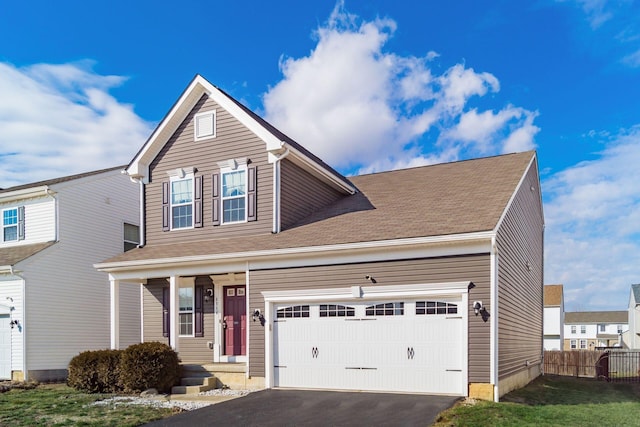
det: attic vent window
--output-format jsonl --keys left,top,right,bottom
{"left": 194, "top": 111, "right": 216, "bottom": 141}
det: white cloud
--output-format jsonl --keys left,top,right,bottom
{"left": 622, "top": 48, "right": 640, "bottom": 67}
{"left": 0, "top": 61, "right": 152, "bottom": 188}
{"left": 262, "top": 2, "right": 538, "bottom": 173}
{"left": 544, "top": 126, "right": 640, "bottom": 310}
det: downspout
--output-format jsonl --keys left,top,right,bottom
{"left": 271, "top": 148, "right": 290, "bottom": 234}
{"left": 490, "top": 235, "right": 499, "bottom": 402}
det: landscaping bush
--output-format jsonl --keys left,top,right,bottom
{"left": 118, "top": 342, "right": 180, "bottom": 393}
{"left": 67, "top": 349, "right": 123, "bottom": 393}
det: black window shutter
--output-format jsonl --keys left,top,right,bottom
{"left": 247, "top": 166, "right": 257, "bottom": 222}
{"left": 162, "top": 287, "right": 170, "bottom": 338}
{"left": 17, "top": 206, "right": 25, "bottom": 240}
{"left": 212, "top": 173, "right": 220, "bottom": 226}
{"left": 162, "top": 182, "right": 170, "bottom": 231}
{"left": 194, "top": 175, "right": 203, "bottom": 228}
{"left": 195, "top": 285, "right": 204, "bottom": 337}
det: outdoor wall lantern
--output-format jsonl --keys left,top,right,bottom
{"left": 252, "top": 309, "right": 266, "bottom": 326}
{"left": 10, "top": 319, "right": 19, "bottom": 329}
{"left": 365, "top": 275, "right": 377, "bottom": 284}
{"left": 473, "top": 301, "right": 483, "bottom": 315}
{"left": 204, "top": 288, "right": 213, "bottom": 303}
{"left": 473, "top": 301, "right": 490, "bottom": 322}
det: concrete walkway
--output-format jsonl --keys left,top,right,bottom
{"left": 145, "top": 389, "right": 460, "bottom": 427}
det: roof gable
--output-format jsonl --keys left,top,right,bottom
{"left": 631, "top": 284, "right": 640, "bottom": 304}
{"left": 126, "top": 75, "right": 354, "bottom": 194}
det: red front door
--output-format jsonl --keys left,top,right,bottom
{"left": 223, "top": 285, "right": 246, "bottom": 356}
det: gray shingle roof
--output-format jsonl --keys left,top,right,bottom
{"left": 101, "top": 151, "right": 535, "bottom": 265}
{"left": 0, "top": 166, "right": 125, "bottom": 194}
{"left": 0, "top": 241, "right": 56, "bottom": 266}
{"left": 544, "top": 284, "right": 563, "bottom": 307}
{"left": 565, "top": 311, "right": 628, "bottom": 324}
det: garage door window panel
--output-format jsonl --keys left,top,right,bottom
{"left": 365, "top": 302, "right": 404, "bottom": 316}
{"left": 416, "top": 301, "right": 458, "bottom": 315}
{"left": 277, "top": 305, "right": 310, "bottom": 319}
{"left": 319, "top": 304, "right": 355, "bottom": 317}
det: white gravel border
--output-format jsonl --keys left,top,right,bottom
{"left": 91, "top": 389, "right": 252, "bottom": 412}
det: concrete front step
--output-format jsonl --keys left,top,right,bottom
{"left": 171, "top": 383, "right": 217, "bottom": 395}
{"left": 177, "top": 363, "right": 263, "bottom": 392}
{"left": 181, "top": 376, "right": 218, "bottom": 387}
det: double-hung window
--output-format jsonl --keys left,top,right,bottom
{"left": 179, "top": 284, "right": 194, "bottom": 336}
{"left": 598, "top": 324, "right": 606, "bottom": 332}
{"left": 171, "top": 175, "right": 194, "bottom": 229}
{"left": 570, "top": 325, "right": 576, "bottom": 334}
{"left": 221, "top": 168, "right": 247, "bottom": 223}
{"left": 580, "top": 325, "right": 586, "bottom": 334}
{"left": 570, "top": 339, "right": 577, "bottom": 349}
{"left": 580, "top": 339, "right": 587, "bottom": 349}
{"left": 3, "top": 208, "right": 18, "bottom": 242}
{"left": 123, "top": 223, "right": 140, "bottom": 252}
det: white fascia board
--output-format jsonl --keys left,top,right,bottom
{"left": 285, "top": 145, "right": 356, "bottom": 194}
{"left": 494, "top": 153, "right": 540, "bottom": 232}
{"left": 262, "top": 281, "right": 470, "bottom": 303}
{"left": 95, "top": 231, "right": 494, "bottom": 279}
{"left": 0, "top": 186, "right": 50, "bottom": 204}
{"left": 127, "top": 78, "right": 210, "bottom": 181}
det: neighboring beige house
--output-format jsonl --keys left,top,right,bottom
{"left": 543, "top": 284, "right": 564, "bottom": 350}
{"left": 564, "top": 311, "right": 628, "bottom": 350}
{"left": 628, "top": 284, "right": 640, "bottom": 349}
{"left": 0, "top": 168, "right": 140, "bottom": 381}
{"left": 96, "top": 75, "right": 545, "bottom": 401}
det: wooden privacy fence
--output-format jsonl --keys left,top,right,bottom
{"left": 544, "top": 350, "right": 604, "bottom": 378}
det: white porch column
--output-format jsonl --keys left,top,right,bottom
{"left": 169, "top": 275, "right": 179, "bottom": 351}
{"left": 110, "top": 278, "right": 120, "bottom": 349}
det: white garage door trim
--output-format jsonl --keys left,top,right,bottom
{"left": 0, "top": 314, "right": 11, "bottom": 380}
{"left": 263, "top": 281, "right": 470, "bottom": 395}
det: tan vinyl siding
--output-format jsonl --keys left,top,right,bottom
{"left": 280, "top": 159, "right": 345, "bottom": 230}
{"left": 248, "top": 254, "right": 490, "bottom": 380}
{"left": 142, "top": 276, "right": 215, "bottom": 363}
{"left": 496, "top": 160, "right": 544, "bottom": 380}
{"left": 145, "top": 94, "right": 273, "bottom": 245}
{"left": 142, "top": 278, "right": 169, "bottom": 345}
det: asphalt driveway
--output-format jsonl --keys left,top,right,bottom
{"left": 144, "top": 389, "right": 459, "bottom": 427}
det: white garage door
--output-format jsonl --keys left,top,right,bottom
{"left": 0, "top": 315, "right": 11, "bottom": 380}
{"left": 273, "top": 298, "right": 465, "bottom": 395}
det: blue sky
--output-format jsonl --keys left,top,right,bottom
{"left": 0, "top": 0, "right": 639, "bottom": 311}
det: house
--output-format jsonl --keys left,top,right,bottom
{"left": 0, "top": 167, "right": 141, "bottom": 381}
{"left": 543, "top": 284, "right": 564, "bottom": 350}
{"left": 627, "top": 284, "right": 640, "bottom": 349}
{"left": 95, "top": 75, "right": 544, "bottom": 401}
{"left": 563, "top": 311, "right": 628, "bottom": 350}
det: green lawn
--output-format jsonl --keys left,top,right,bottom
{"left": 434, "top": 375, "right": 640, "bottom": 427}
{"left": 0, "top": 384, "right": 174, "bottom": 426}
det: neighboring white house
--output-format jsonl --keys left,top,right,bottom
{"left": 0, "top": 167, "right": 141, "bottom": 381}
{"left": 563, "top": 311, "right": 628, "bottom": 351}
{"left": 543, "top": 284, "right": 564, "bottom": 350}
{"left": 628, "top": 284, "right": 640, "bottom": 349}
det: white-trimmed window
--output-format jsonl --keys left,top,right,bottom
{"left": 598, "top": 324, "right": 606, "bottom": 332}
{"left": 123, "top": 223, "right": 140, "bottom": 252}
{"left": 617, "top": 325, "right": 623, "bottom": 334}
{"left": 570, "top": 339, "right": 577, "bottom": 349}
{"left": 179, "top": 284, "right": 194, "bottom": 336}
{"left": 171, "top": 175, "right": 194, "bottom": 229}
{"left": 580, "top": 325, "right": 586, "bottom": 334}
{"left": 194, "top": 111, "right": 216, "bottom": 141}
{"left": 580, "top": 339, "right": 587, "bottom": 349}
{"left": 221, "top": 168, "right": 247, "bottom": 224}
{"left": 571, "top": 325, "right": 576, "bottom": 334}
{"left": 2, "top": 208, "right": 18, "bottom": 242}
